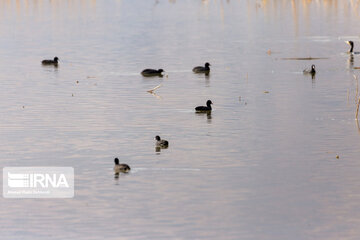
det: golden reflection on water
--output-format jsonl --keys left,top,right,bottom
{"left": 250, "top": 0, "right": 360, "bottom": 19}
{"left": 242, "top": 0, "right": 360, "bottom": 38}
{"left": 2, "top": 0, "right": 360, "bottom": 27}
{"left": 0, "top": 0, "right": 97, "bottom": 17}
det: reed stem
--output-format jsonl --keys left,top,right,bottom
{"left": 356, "top": 97, "right": 360, "bottom": 120}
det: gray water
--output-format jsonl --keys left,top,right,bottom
{"left": 1, "top": 0, "right": 360, "bottom": 239}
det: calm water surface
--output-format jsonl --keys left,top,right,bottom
{"left": 1, "top": 0, "right": 360, "bottom": 239}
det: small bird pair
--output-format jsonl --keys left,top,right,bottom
{"left": 141, "top": 62, "right": 211, "bottom": 77}
{"left": 113, "top": 135, "right": 169, "bottom": 174}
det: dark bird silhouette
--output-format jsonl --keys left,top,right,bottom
{"left": 195, "top": 100, "right": 213, "bottom": 112}
{"left": 303, "top": 64, "right": 316, "bottom": 74}
{"left": 141, "top": 69, "right": 164, "bottom": 77}
{"left": 193, "top": 62, "right": 211, "bottom": 74}
{"left": 346, "top": 41, "right": 360, "bottom": 54}
{"left": 42, "top": 57, "right": 59, "bottom": 65}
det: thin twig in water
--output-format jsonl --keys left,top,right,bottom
{"left": 356, "top": 97, "right": 360, "bottom": 120}
{"left": 354, "top": 75, "right": 359, "bottom": 103}
{"left": 147, "top": 84, "right": 162, "bottom": 99}
{"left": 149, "top": 92, "right": 162, "bottom": 99}
{"left": 147, "top": 84, "right": 162, "bottom": 93}
{"left": 280, "top": 57, "right": 328, "bottom": 60}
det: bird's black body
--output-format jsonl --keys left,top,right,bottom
{"left": 193, "top": 62, "right": 211, "bottom": 73}
{"left": 195, "top": 100, "right": 213, "bottom": 112}
{"left": 42, "top": 57, "right": 59, "bottom": 65}
{"left": 114, "top": 158, "right": 131, "bottom": 173}
{"left": 141, "top": 69, "right": 164, "bottom": 77}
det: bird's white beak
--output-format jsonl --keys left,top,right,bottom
{"left": 346, "top": 41, "right": 351, "bottom": 45}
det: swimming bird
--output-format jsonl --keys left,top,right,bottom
{"left": 141, "top": 69, "right": 164, "bottom": 77}
{"left": 346, "top": 41, "right": 360, "bottom": 54}
{"left": 42, "top": 57, "right": 59, "bottom": 65}
{"left": 155, "top": 135, "right": 169, "bottom": 148}
{"left": 113, "top": 158, "right": 131, "bottom": 173}
{"left": 192, "top": 62, "right": 210, "bottom": 73}
{"left": 195, "top": 100, "right": 213, "bottom": 112}
{"left": 303, "top": 64, "right": 316, "bottom": 74}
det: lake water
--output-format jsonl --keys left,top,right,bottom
{"left": 1, "top": 0, "right": 360, "bottom": 239}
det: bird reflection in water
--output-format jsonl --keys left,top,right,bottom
{"left": 348, "top": 54, "right": 354, "bottom": 70}
{"left": 114, "top": 170, "right": 131, "bottom": 179}
{"left": 114, "top": 172, "right": 120, "bottom": 179}
{"left": 155, "top": 145, "right": 168, "bottom": 154}
{"left": 195, "top": 111, "right": 212, "bottom": 124}
{"left": 205, "top": 72, "right": 210, "bottom": 80}
{"left": 311, "top": 74, "right": 316, "bottom": 88}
